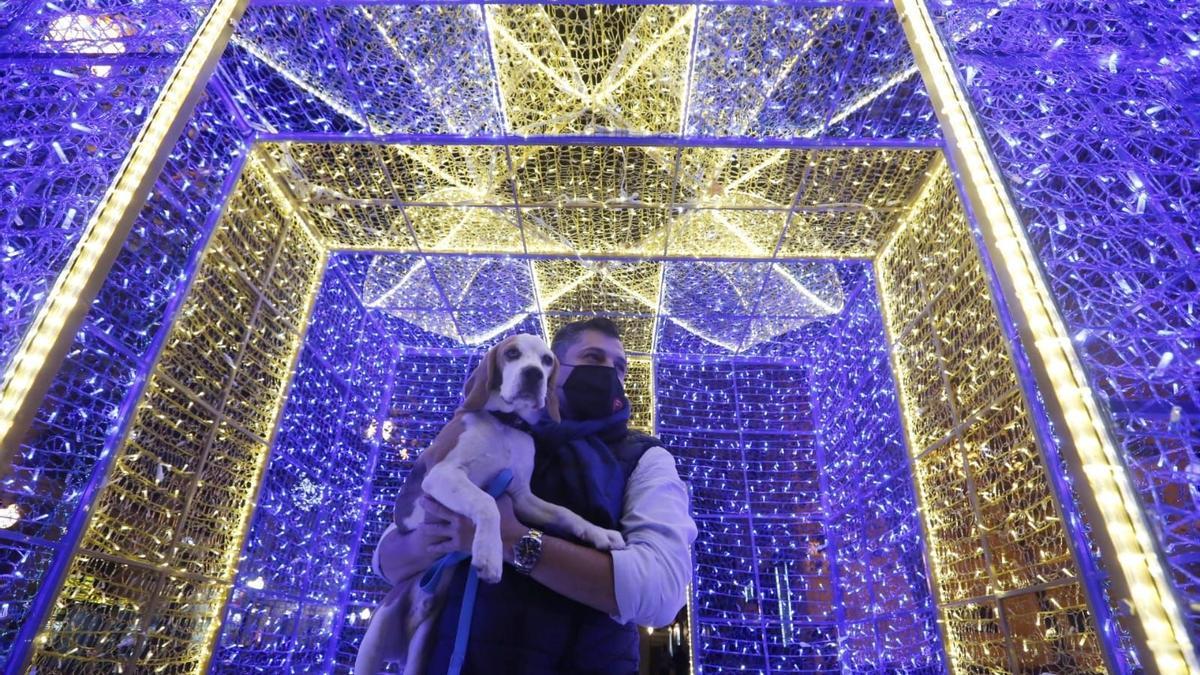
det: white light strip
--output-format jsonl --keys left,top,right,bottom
{"left": 894, "top": 1, "right": 1198, "bottom": 672}
{"left": 802, "top": 64, "right": 920, "bottom": 138}
{"left": 0, "top": 0, "right": 247, "bottom": 458}
{"left": 231, "top": 34, "right": 367, "bottom": 128}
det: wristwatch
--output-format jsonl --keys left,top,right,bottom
{"left": 511, "top": 528, "right": 544, "bottom": 575}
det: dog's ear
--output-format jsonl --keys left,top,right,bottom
{"left": 545, "top": 352, "right": 562, "bottom": 422}
{"left": 461, "top": 344, "right": 499, "bottom": 411}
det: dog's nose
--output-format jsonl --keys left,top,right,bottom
{"left": 521, "top": 366, "right": 544, "bottom": 382}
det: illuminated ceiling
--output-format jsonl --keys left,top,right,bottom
{"left": 224, "top": 1, "right": 941, "bottom": 351}
{"left": 226, "top": 2, "right": 936, "bottom": 141}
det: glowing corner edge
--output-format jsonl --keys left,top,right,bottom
{"left": 893, "top": 0, "right": 1198, "bottom": 672}
{"left": 0, "top": 0, "right": 248, "bottom": 457}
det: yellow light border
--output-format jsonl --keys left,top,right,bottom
{"left": 0, "top": 0, "right": 250, "bottom": 466}
{"left": 27, "top": 148, "right": 328, "bottom": 672}
{"left": 874, "top": 156, "right": 957, "bottom": 670}
{"left": 893, "top": 1, "right": 1198, "bottom": 672}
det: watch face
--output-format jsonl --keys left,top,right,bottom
{"left": 517, "top": 538, "right": 538, "bottom": 559}
{"left": 515, "top": 531, "right": 542, "bottom": 571}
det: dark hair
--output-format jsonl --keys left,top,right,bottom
{"left": 551, "top": 317, "right": 621, "bottom": 359}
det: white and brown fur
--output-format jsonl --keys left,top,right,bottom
{"left": 355, "top": 334, "right": 626, "bottom": 675}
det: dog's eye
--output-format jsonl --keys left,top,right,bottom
{"left": 541, "top": 355, "right": 553, "bottom": 367}
{"left": 504, "top": 347, "right": 520, "bottom": 360}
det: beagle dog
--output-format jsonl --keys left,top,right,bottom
{"left": 355, "top": 334, "right": 626, "bottom": 675}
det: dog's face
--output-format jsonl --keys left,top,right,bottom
{"left": 461, "top": 334, "right": 560, "bottom": 420}
{"left": 495, "top": 334, "right": 556, "bottom": 407}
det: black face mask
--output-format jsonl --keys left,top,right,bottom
{"left": 560, "top": 365, "right": 628, "bottom": 421}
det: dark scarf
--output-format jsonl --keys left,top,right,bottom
{"left": 489, "top": 406, "right": 636, "bottom": 532}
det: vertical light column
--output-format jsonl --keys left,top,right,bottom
{"left": 28, "top": 152, "right": 326, "bottom": 673}
{"left": 878, "top": 159, "right": 1108, "bottom": 674}
{"left": 894, "top": 0, "right": 1197, "bottom": 672}
{"left": 0, "top": 0, "right": 250, "bottom": 464}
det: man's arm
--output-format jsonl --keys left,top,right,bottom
{"left": 500, "top": 447, "right": 697, "bottom": 626}
{"left": 499, "top": 511, "right": 620, "bottom": 615}
{"left": 393, "top": 449, "right": 697, "bottom": 625}
{"left": 607, "top": 447, "right": 697, "bottom": 627}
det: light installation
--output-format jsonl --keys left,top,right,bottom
{"left": 1, "top": 1, "right": 1196, "bottom": 674}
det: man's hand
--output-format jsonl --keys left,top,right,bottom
{"left": 418, "top": 494, "right": 525, "bottom": 560}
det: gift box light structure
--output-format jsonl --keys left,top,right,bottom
{"left": 1, "top": 1, "right": 1197, "bottom": 673}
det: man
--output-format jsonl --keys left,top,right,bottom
{"left": 373, "top": 318, "right": 697, "bottom": 673}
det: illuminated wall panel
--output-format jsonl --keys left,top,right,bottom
{"left": 211, "top": 261, "right": 393, "bottom": 672}
{"left": 878, "top": 162, "right": 1106, "bottom": 673}
{"left": 812, "top": 265, "right": 943, "bottom": 673}
{"left": 929, "top": 0, "right": 1200, "bottom": 647}
{"left": 0, "top": 1, "right": 215, "bottom": 374}
{"left": 658, "top": 272, "right": 942, "bottom": 674}
{"left": 330, "top": 348, "right": 477, "bottom": 672}
{"left": 28, "top": 154, "right": 323, "bottom": 672}
{"left": 0, "top": 84, "right": 247, "bottom": 670}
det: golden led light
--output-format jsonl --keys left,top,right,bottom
{"left": 877, "top": 157, "right": 1107, "bottom": 672}
{"left": 485, "top": 5, "right": 693, "bottom": 135}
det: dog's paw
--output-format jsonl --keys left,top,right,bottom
{"left": 584, "top": 527, "right": 626, "bottom": 551}
{"left": 472, "top": 540, "right": 503, "bottom": 584}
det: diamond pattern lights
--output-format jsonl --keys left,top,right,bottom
{"left": 4, "top": 0, "right": 1195, "bottom": 674}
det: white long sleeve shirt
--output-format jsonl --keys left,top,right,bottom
{"left": 608, "top": 446, "right": 698, "bottom": 627}
{"left": 371, "top": 446, "right": 697, "bottom": 628}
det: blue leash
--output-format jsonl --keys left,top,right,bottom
{"left": 417, "top": 469, "right": 513, "bottom": 675}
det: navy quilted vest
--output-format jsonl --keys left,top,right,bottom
{"left": 424, "top": 425, "right": 661, "bottom": 675}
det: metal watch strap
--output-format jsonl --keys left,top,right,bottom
{"left": 511, "top": 528, "right": 544, "bottom": 575}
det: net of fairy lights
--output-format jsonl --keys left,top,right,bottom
{"left": 927, "top": 2, "right": 1200, "bottom": 652}
{"left": 0, "top": 75, "right": 248, "bottom": 669}
{"left": 5, "top": 0, "right": 1180, "bottom": 671}
{"left": 878, "top": 162, "right": 1107, "bottom": 673}
{"left": 12, "top": 143, "right": 1113, "bottom": 675}
{"left": 218, "top": 4, "right": 935, "bottom": 140}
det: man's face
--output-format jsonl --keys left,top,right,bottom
{"left": 556, "top": 329, "right": 628, "bottom": 391}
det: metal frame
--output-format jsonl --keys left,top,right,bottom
{"left": 0, "top": 0, "right": 252, "bottom": 473}
{"left": 893, "top": 0, "right": 1199, "bottom": 672}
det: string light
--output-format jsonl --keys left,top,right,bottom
{"left": 896, "top": 0, "right": 1198, "bottom": 671}
{"left": 4, "top": 0, "right": 1193, "bottom": 673}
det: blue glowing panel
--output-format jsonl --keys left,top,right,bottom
{"left": 323, "top": 5, "right": 502, "bottom": 136}
{"left": 0, "top": 0, "right": 215, "bottom": 374}
{"left": 231, "top": 7, "right": 367, "bottom": 130}
{"left": 686, "top": 5, "right": 937, "bottom": 141}
{"left": 0, "top": 62, "right": 172, "bottom": 371}
{"left": 931, "top": 0, "right": 1200, "bottom": 641}
{"left": 216, "top": 41, "right": 367, "bottom": 135}
{"left": 660, "top": 262, "right": 942, "bottom": 673}
{"left": 811, "top": 266, "right": 942, "bottom": 673}
{"left": 333, "top": 350, "right": 475, "bottom": 673}
{"left": 0, "top": 84, "right": 244, "bottom": 669}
